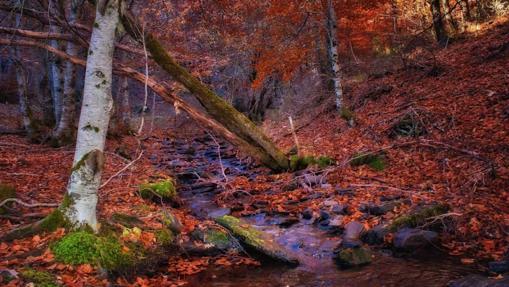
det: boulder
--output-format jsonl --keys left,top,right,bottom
{"left": 489, "top": 260, "right": 509, "bottom": 274}
{"left": 343, "top": 221, "right": 365, "bottom": 248}
{"left": 215, "top": 215, "right": 299, "bottom": 266}
{"left": 334, "top": 246, "right": 372, "bottom": 269}
{"left": 362, "top": 224, "right": 388, "bottom": 245}
{"left": 393, "top": 228, "right": 438, "bottom": 250}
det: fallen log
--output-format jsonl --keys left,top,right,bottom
{"left": 119, "top": 9, "right": 289, "bottom": 171}
{"left": 0, "top": 38, "right": 281, "bottom": 171}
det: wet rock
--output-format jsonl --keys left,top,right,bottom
{"left": 343, "top": 221, "right": 365, "bottom": 248}
{"left": 207, "top": 208, "right": 231, "bottom": 219}
{"left": 488, "top": 260, "right": 509, "bottom": 274}
{"left": 331, "top": 204, "right": 349, "bottom": 215}
{"left": 335, "top": 188, "right": 355, "bottom": 197}
{"left": 362, "top": 225, "right": 388, "bottom": 245}
{"left": 448, "top": 275, "right": 509, "bottom": 287}
{"left": 363, "top": 201, "right": 400, "bottom": 216}
{"left": 329, "top": 216, "right": 344, "bottom": 227}
{"left": 393, "top": 228, "right": 438, "bottom": 250}
{"left": 215, "top": 215, "right": 299, "bottom": 266}
{"left": 191, "top": 226, "right": 238, "bottom": 252}
{"left": 301, "top": 208, "right": 314, "bottom": 220}
{"left": 279, "top": 217, "right": 300, "bottom": 228}
{"left": 334, "top": 246, "right": 372, "bottom": 269}
{"left": 319, "top": 210, "right": 331, "bottom": 221}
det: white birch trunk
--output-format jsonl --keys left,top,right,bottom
{"left": 54, "top": 0, "right": 85, "bottom": 143}
{"left": 65, "top": 0, "right": 120, "bottom": 231}
{"left": 325, "top": 0, "right": 343, "bottom": 111}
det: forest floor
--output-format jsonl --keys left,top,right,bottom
{"left": 0, "top": 17, "right": 508, "bottom": 287}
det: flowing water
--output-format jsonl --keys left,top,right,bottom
{"left": 154, "top": 136, "right": 478, "bottom": 287}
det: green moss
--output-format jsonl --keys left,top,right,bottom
{"left": 316, "top": 156, "right": 335, "bottom": 168}
{"left": 139, "top": 179, "right": 176, "bottom": 201}
{"left": 389, "top": 204, "right": 449, "bottom": 231}
{"left": 289, "top": 155, "right": 335, "bottom": 171}
{"left": 215, "top": 215, "right": 264, "bottom": 247}
{"left": 0, "top": 184, "right": 16, "bottom": 214}
{"left": 71, "top": 152, "right": 91, "bottom": 172}
{"left": 39, "top": 209, "right": 69, "bottom": 232}
{"left": 340, "top": 107, "right": 355, "bottom": 122}
{"left": 155, "top": 228, "right": 174, "bottom": 246}
{"left": 52, "top": 231, "right": 134, "bottom": 271}
{"left": 335, "top": 247, "right": 372, "bottom": 268}
{"left": 20, "top": 268, "right": 59, "bottom": 287}
{"left": 350, "top": 152, "right": 386, "bottom": 171}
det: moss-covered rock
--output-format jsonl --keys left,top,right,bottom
{"left": 161, "top": 211, "right": 183, "bottom": 234}
{"left": 350, "top": 152, "right": 386, "bottom": 171}
{"left": 389, "top": 204, "right": 449, "bottom": 231}
{"left": 334, "top": 247, "right": 372, "bottom": 269}
{"left": 215, "top": 215, "right": 299, "bottom": 266}
{"left": 20, "top": 268, "right": 59, "bottom": 287}
{"left": 52, "top": 231, "right": 135, "bottom": 272}
{"left": 192, "top": 227, "right": 237, "bottom": 251}
{"left": 0, "top": 184, "right": 16, "bottom": 214}
{"left": 289, "top": 155, "right": 335, "bottom": 171}
{"left": 139, "top": 179, "right": 176, "bottom": 201}
{"left": 155, "top": 228, "right": 174, "bottom": 246}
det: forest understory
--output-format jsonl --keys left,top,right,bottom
{"left": 1, "top": 2, "right": 509, "bottom": 287}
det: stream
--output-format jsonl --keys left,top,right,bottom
{"left": 152, "top": 135, "right": 477, "bottom": 287}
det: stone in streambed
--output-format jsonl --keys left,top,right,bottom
{"left": 334, "top": 246, "right": 372, "bottom": 269}
{"left": 393, "top": 228, "right": 438, "bottom": 250}
{"left": 362, "top": 224, "right": 388, "bottom": 245}
{"left": 342, "top": 221, "right": 365, "bottom": 248}
{"left": 488, "top": 260, "right": 509, "bottom": 274}
{"left": 448, "top": 275, "right": 509, "bottom": 287}
{"left": 215, "top": 215, "right": 299, "bottom": 266}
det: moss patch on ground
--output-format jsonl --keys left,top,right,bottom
{"left": 289, "top": 155, "right": 335, "bottom": 171}
{"left": 350, "top": 152, "right": 386, "bottom": 171}
{"left": 139, "top": 179, "right": 176, "bottom": 201}
{"left": 51, "top": 231, "right": 135, "bottom": 271}
{"left": 389, "top": 204, "right": 449, "bottom": 231}
{"left": 20, "top": 268, "right": 59, "bottom": 287}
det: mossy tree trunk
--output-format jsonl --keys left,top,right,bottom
{"left": 119, "top": 10, "right": 289, "bottom": 171}
{"left": 64, "top": 0, "right": 120, "bottom": 231}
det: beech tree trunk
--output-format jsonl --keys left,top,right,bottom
{"left": 48, "top": 0, "right": 64, "bottom": 125}
{"left": 431, "top": 0, "right": 449, "bottom": 46}
{"left": 324, "top": 0, "right": 344, "bottom": 111}
{"left": 53, "top": 0, "right": 85, "bottom": 144}
{"left": 64, "top": 0, "right": 120, "bottom": 231}
{"left": 11, "top": 0, "right": 36, "bottom": 139}
{"left": 118, "top": 76, "right": 131, "bottom": 130}
{"left": 120, "top": 10, "right": 289, "bottom": 171}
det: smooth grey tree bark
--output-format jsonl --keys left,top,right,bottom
{"left": 64, "top": 0, "right": 120, "bottom": 231}
{"left": 48, "top": 0, "right": 64, "bottom": 124}
{"left": 11, "top": 0, "right": 36, "bottom": 139}
{"left": 324, "top": 0, "right": 344, "bottom": 111}
{"left": 53, "top": 0, "right": 86, "bottom": 144}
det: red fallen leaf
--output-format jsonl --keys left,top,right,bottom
{"left": 461, "top": 258, "right": 475, "bottom": 264}
{"left": 77, "top": 264, "right": 93, "bottom": 274}
{"left": 32, "top": 235, "right": 41, "bottom": 243}
{"left": 0, "top": 242, "right": 8, "bottom": 251}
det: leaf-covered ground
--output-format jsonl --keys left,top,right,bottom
{"left": 0, "top": 17, "right": 508, "bottom": 287}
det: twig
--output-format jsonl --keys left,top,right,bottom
{"left": 0, "top": 198, "right": 58, "bottom": 208}
{"left": 288, "top": 116, "right": 301, "bottom": 156}
{"left": 100, "top": 151, "right": 144, "bottom": 188}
